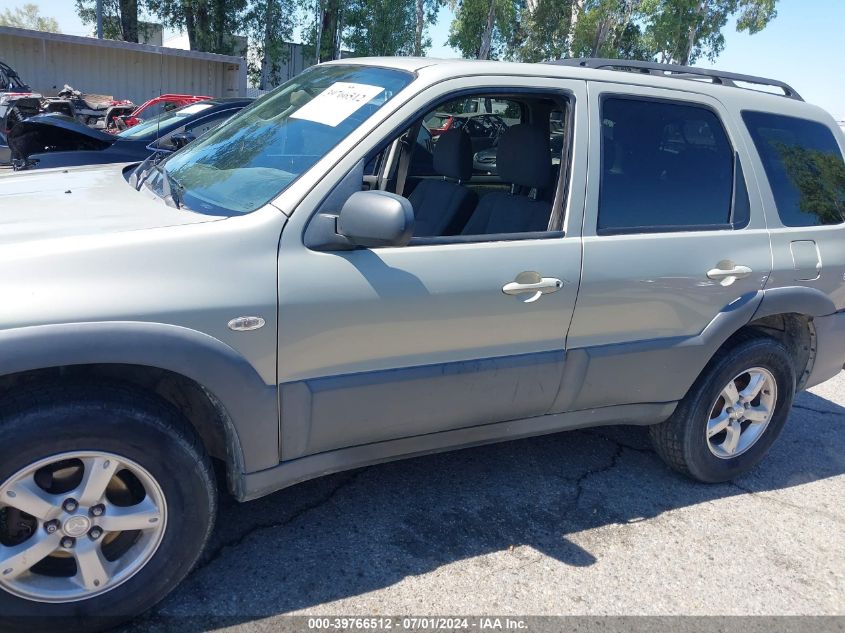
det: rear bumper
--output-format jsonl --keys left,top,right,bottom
{"left": 804, "top": 311, "right": 845, "bottom": 389}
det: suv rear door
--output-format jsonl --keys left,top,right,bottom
{"left": 564, "top": 83, "right": 772, "bottom": 411}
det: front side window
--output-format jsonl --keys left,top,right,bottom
{"left": 599, "top": 97, "right": 735, "bottom": 233}
{"left": 157, "top": 65, "right": 413, "bottom": 215}
{"left": 742, "top": 111, "right": 845, "bottom": 226}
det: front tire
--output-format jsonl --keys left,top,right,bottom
{"left": 650, "top": 335, "right": 796, "bottom": 482}
{"left": 0, "top": 384, "right": 216, "bottom": 631}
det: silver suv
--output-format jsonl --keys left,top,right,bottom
{"left": 1, "top": 58, "right": 844, "bottom": 629}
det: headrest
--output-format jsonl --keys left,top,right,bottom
{"left": 433, "top": 128, "right": 472, "bottom": 182}
{"left": 497, "top": 124, "right": 551, "bottom": 189}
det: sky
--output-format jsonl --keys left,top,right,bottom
{"left": 1, "top": 0, "right": 842, "bottom": 118}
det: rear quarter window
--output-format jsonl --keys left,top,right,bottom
{"left": 742, "top": 111, "right": 845, "bottom": 226}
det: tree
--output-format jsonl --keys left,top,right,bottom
{"left": 414, "top": 0, "right": 440, "bottom": 56}
{"left": 297, "top": 0, "right": 341, "bottom": 63}
{"left": 146, "top": 0, "right": 248, "bottom": 54}
{"left": 514, "top": 0, "right": 573, "bottom": 63}
{"left": 506, "top": 0, "right": 779, "bottom": 63}
{"left": 75, "top": 0, "right": 141, "bottom": 42}
{"left": 568, "top": 0, "right": 651, "bottom": 60}
{"left": 446, "top": 0, "right": 518, "bottom": 60}
{"left": 244, "top": 0, "right": 295, "bottom": 89}
{"left": 641, "top": 0, "right": 778, "bottom": 65}
{"left": 0, "top": 3, "right": 60, "bottom": 32}
{"left": 344, "top": 0, "right": 418, "bottom": 56}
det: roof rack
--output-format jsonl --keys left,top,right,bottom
{"left": 548, "top": 58, "right": 803, "bottom": 101}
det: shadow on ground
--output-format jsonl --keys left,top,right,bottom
{"left": 129, "top": 390, "right": 845, "bottom": 627}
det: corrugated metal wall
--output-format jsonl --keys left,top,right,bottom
{"left": 0, "top": 26, "right": 247, "bottom": 105}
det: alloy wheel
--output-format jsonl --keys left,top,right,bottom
{"left": 706, "top": 367, "right": 778, "bottom": 459}
{"left": 0, "top": 451, "right": 167, "bottom": 603}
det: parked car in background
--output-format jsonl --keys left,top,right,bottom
{"left": 1, "top": 58, "right": 844, "bottom": 630}
{"left": 6, "top": 97, "right": 252, "bottom": 170}
{"left": 110, "top": 94, "right": 212, "bottom": 133}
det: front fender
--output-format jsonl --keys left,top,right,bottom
{"left": 0, "top": 321, "right": 279, "bottom": 475}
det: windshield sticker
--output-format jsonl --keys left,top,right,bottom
{"left": 291, "top": 82, "right": 385, "bottom": 127}
{"left": 177, "top": 103, "right": 213, "bottom": 115}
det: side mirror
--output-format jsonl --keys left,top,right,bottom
{"left": 337, "top": 190, "right": 414, "bottom": 248}
{"left": 170, "top": 132, "right": 196, "bottom": 150}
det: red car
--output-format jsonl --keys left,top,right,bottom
{"left": 109, "top": 94, "right": 211, "bottom": 132}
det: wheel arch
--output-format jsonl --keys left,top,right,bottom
{"left": 0, "top": 322, "right": 280, "bottom": 495}
{"left": 712, "top": 285, "right": 834, "bottom": 392}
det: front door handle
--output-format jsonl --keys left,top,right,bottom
{"left": 502, "top": 273, "right": 563, "bottom": 303}
{"left": 706, "top": 264, "right": 753, "bottom": 286}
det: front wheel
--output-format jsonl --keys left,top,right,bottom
{"left": 650, "top": 335, "right": 796, "bottom": 482}
{"left": 0, "top": 384, "right": 217, "bottom": 631}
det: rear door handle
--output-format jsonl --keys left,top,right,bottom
{"left": 502, "top": 276, "right": 563, "bottom": 303}
{"left": 706, "top": 264, "right": 753, "bottom": 286}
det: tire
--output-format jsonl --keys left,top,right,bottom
{"left": 650, "top": 335, "right": 796, "bottom": 483}
{"left": 4, "top": 106, "right": 24, "bottom": 135}
{"left": 0, "top": 383, "right": 217, "bottom": 632}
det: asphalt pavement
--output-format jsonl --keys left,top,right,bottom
{"left": 126, "top": 371, "right": 845, "bottom": 630}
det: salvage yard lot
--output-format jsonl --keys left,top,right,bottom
{"left": 128, "top": 372, "right": 845, "bottom": 629}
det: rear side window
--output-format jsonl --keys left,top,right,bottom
{"left": 743, "top": 111, "right": 845, "bottom": 226}
{"left": 599, "top": 98, "right": 735, "bottom": 233}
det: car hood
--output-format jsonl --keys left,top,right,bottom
{"left": 0, "top": 163, "right": 217, "bottom": 246}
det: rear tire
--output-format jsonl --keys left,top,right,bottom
{"left": 650, "top": 335, "right": 795, "bottom": 482}
{"left": 0, "top": 383, "right": 216, "bottom": 632}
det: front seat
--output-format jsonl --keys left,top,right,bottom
{"left": 461, "top": 124, "right": 553, "bottom": 235}
{"left": 407, "top": 129, "right": 478, "bottom": 236}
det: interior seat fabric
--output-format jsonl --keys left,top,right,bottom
{"left": 462, "top": 124, "right": 553, "bottom": 235}
{"left": 407, "top": 129, "right": 478, "bottom": 236}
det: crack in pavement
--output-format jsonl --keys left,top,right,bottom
{"left": 581, "top": 429, "right": 655, "bottom": 455}
{"left": 561, "top": 442, "right": 626, "bottom": 515}
{"left": 192, "top": 468, "right": 369, "bottom": 574}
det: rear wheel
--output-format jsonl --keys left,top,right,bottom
{"left": 0, "top": 384, "right": 216, "bottom": 631}
{"left": 650, "top": 336, "right": 796, "bottom": 482}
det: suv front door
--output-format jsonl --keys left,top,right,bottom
{"left": 565, "top": 83, "right": 772, "bottom": 411}
{"left": 275, "top": 77, "right": 588, "bottom": 460}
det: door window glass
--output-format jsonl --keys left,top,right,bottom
{"left": 599, "top": 97, "right": 735, "bottom": 233}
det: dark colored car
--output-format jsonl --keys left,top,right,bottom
{"left": 0, "top": 131, "right": 10, "bottom": 166}
{"left": 7, "top": 97, "right": 252, "bottom": 171}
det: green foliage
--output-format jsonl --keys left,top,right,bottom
{"left": 512, "top": 0, "right": 571, "bottom": 63}
{"left": 145, "top": 0, "right": 249, "bottom": 54}
{"left": 779, "top": 145, "right": 845, "bottom": 224}
{"left": 0, "top": 3, "right": 60, "bottom": 32}
{"left": 244, "top": 0, "right": 296, "bottom": 89}
{"left": 75, "top": 0, "right": 152, "bottom": 42}
{"left": 344, "top": 0, "right": 418, "bottom": 56}
{"left": 446, "top": 0, "right": 518, "bottom": 59}
{"left": 640, "top": 0, "right": 778, "bottom": 64}
{"left": 511, "top": 0, "right": 778, "bottom": 64}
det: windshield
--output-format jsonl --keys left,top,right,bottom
{"left": 156, "top": 64, "right": 413, "bottom": 215}
{"left": 118, "top": 102, "right": 215, "bottom": 139}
